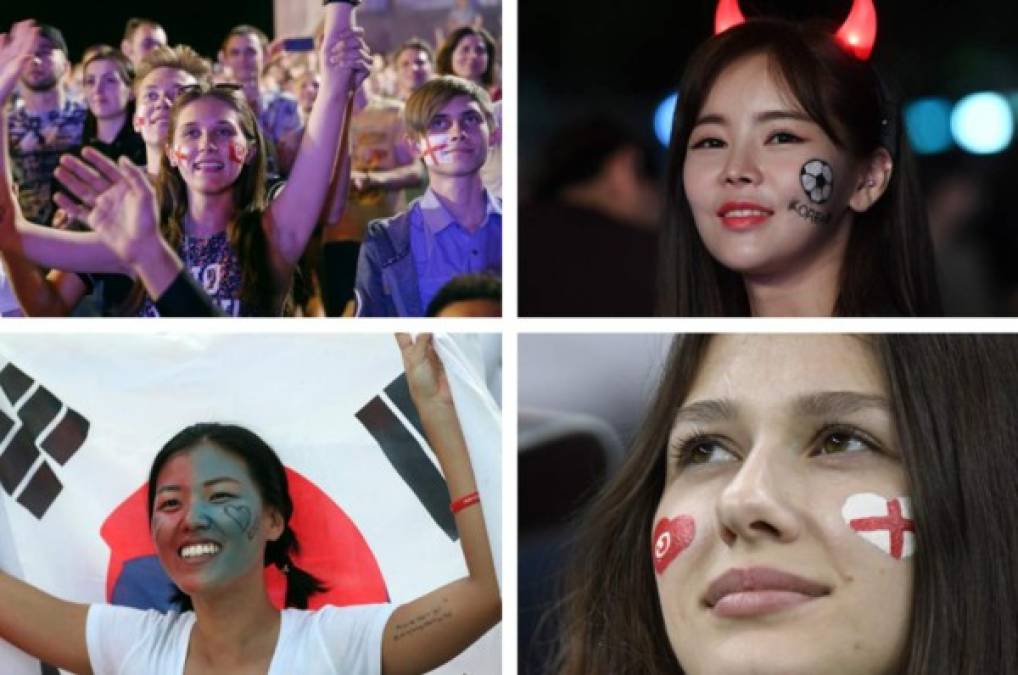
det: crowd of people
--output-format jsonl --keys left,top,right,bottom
{"left": 0, "top": 3, "right": 502, "bottom": 317}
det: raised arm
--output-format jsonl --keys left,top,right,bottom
{"left": 382, "top": 334, "right": 501, "bottom": 675}
{"left": 90, "top": 157, "right": 225, "bottom": 316}
{"left": 0, "top": 570, "right": 92, "bottom": 674}
{"left": 264, "top": 2, "right": 370, "bottom": 269}
{"left": 1, "top": 34, "right": 128, "bottom": 277}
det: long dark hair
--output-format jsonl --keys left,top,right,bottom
{"left": 436, "top": 26, "right": 498, "bottom": 89}
{"left": 146, "top": 422, "right": 327, "bottom": 610}
{"left": 553, "top": 334, "right": 1018, "bottom": 674}
{"left": 659, "top": 19, "right": 941, "bottom": 316}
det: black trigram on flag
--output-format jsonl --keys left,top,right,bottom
{"left": 356, "top": 373, "right": 458, "bottom": 541}
{"left": 0, "top": 362, "right": 89, "bottom": 519}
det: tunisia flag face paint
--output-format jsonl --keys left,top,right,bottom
{"left": 842, "top": 493, "right": 916, "bottom": 560}
{"left": 652, "top": 514, "right": 695, "bottom": 574}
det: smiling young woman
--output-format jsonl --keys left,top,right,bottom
{"left": 551, "top": 333, "right": 1018, "bottom": 675}
{"left": 660, "top": 11, "right": 942, "bottom": 316}
{"left": 0, "top": 333, "right": 500, "bottom": 674}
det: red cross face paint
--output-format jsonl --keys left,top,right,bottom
{"left": 652, "top": 514, "right": 695, "bottom": 574}
{"left": 420, "top": 133, "right": 451, "bottom": 166}
{"left": 842, "top": 493, "right": 916, "bottom": 560}
{"left": 228, "top": 141, "right": 247, "bottom": 165}
{"left": 173, "top": 147, "right": 192, "bottom": 165}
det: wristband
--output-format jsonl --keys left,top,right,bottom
{"left": 450, "top": 491, "right": 480, "bottom": 514}
{"left": 155, "top": 270, "right": 225, "bottom": 317}
{"left": 324, "top": 0, "right": 361, "bottom": 5}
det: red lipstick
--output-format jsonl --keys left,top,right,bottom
{"left": 717, "top": 201, "right": 774, "bottom": 231}
{"left": 705, "top": 567, "right": 830, "bottom": 618}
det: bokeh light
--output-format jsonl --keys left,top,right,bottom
{"left": 950, "top": 92, "right": 1014, "bottom": 154}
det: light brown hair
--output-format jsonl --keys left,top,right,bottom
{"left": 403, "top": 75, "right": 493, "bottom": 139}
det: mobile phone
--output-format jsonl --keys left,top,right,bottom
{"left": 283, "top": 37, "right": 315, "bottom": 52}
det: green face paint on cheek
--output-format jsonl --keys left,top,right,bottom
{"left": 154, "top": 444, "right": 266, "bottom": 592}
{"left": 188, "top": 445, "right": 264, "bottom": 585}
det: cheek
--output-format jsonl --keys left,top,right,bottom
{"left": 420, "top": 133, "right": 451, "bottom": 164}
{"left": 841, "top": 493, "right": 916, "bottom": 561}
{"left": 218, "top": 502, "right": 258, "bottom": 541}
{"left": 173, "top": 146, "right": 193, "bottom": 164}
{"left": 151, "top": 514, "right": 174, "bottom": 548}
{"left": 798, "top": 158, "right": 836, "bottom": 205}
{"left": 652, "top": 513, "right": 697, "bottom": 575}
{"left": 228, "top": 141, "right": 247, "bottom": 164}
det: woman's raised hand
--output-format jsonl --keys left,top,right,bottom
{"left": 54, "top": 149, "right": 162, "bottom": 268}
{"left": 0, "top": 21, "right": 37, "bottom": 102}
{"left": 396, "top": 333, "right": 455, "bottom": 409}
{"left": 320, "top": 6, "right": 371, "bottom": 98}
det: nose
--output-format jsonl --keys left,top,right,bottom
{"left": 720, "top": 142, "right": 763, "bottom": 187}
{"left": 198, "top": 130, "right": 218, "bottom": 151}
{"left": 715, "top": 441, "right": 800, "bottom": 546}
{"left": 183, "top": 500, "right": 212, "bottom": 531}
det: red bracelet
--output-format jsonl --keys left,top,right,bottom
{"left": 450, "top": 491, "right": 480, "bottom": 514}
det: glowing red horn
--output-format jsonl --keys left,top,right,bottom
{"left": 834, "top": 0, "right": 878, "bottom": 60}
{"left": 714, "top": 0, "right": 747, "bottom": 35}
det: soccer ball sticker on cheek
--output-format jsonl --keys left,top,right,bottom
{"left": 652, "top": 515, "right": 696, "bottom": 574}
{"left": 841, "top": 493, "right": 916, "bottom": 560}
{"left": 787, "top": 158, "right": 835, "bottom": 226}
{"left": 801, "top": 159, "right": 834, "bottom": 204}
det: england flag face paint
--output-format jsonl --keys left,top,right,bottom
{"left": 419, "top": 133, "right": 452, "bottom": 167}
{"left": 842, "top": 493, "right": 916, "bottom": 560}
{"left": 228, "top": 141, "right": 247, "bottom": 165}
{"left": 652, "top": 514, "right": 695, "bottom": 574}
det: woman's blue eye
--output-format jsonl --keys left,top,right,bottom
{"left": 210, "top": 492, "right": 235, "bottom": 502}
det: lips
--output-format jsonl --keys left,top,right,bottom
{"left": 178, "top": 539, "right": 223, "bottom": 562}
{"left": 705, "top": 567, "right": 830, "bottom": 618}
{"left": 193, "top": 160, "right": 225, "bottom": 172}
{"left": 717, "top": 201, "right": 774, "bottom": 231}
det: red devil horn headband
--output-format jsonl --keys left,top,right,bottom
{"left": 714, "top": 0, "right": 878, "bottom": 61}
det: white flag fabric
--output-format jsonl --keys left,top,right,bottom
{"left": 0, "top": 332, "right": 501, "bottom": 674}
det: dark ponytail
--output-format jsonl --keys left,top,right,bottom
{"left": 147, "top": 422, "right": 328, "bottom": 611}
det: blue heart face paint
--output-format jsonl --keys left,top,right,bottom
{"left": 151, "top": 443, "right": 269, "bottom": 596}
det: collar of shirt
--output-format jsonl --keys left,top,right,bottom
{"left": 417, "top": 187, "right": 501, "bottom": 236}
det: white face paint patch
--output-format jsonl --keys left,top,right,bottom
{"left": 800, "top": 159, "right": 834, "bottom": 204}
{"left": 419, "top": 132, "right": 452, "bottom": 166}
{"left": 841, "top": 493, "right": 916, "bottom": 560}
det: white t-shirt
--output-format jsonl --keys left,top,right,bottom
{"left": 86, "top": 603, "right": 395, "bottom": 675}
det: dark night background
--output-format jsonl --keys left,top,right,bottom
{"left": 1, "top": 1, "right": 274, "bottom": 62}
{"left": 520, "top": 0, "right": 1018, "bottom": 315}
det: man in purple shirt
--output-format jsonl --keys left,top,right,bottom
{"left": 354, "top": 76, "right": 501, "bottom": 317}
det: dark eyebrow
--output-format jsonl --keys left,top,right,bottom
{"left": 693, "top": 109, "right": 814, "bottom": 129}
{"left": 673, "top": 398, "right": 739, "bottom": 426}
{"left": 793, "top": 391, "right": 890, "bottom": 418}
{"left": 204, "top": 477, "right": 241, "bottom": 488}
{"left": 155, "top": 477, "right": 240, "bottom": 495}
